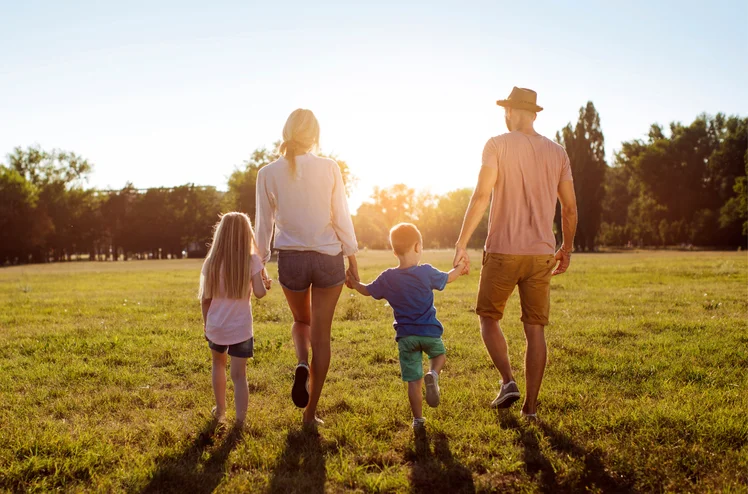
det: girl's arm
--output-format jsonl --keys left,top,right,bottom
{"left": 201, "top": 298, "right": 212, "bottom": 330}
{"left": 252, "top": 269, "right": 268, "bottom": 299}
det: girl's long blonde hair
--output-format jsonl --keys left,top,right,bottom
{"left": 279, "top": 108, "right": 320, "bottom": 178}
{"left": 199, "top": 212, "right": 257, "bottom": 300}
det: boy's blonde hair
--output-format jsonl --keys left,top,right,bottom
{"left": 390, "top": 223, "right": 422, "bottom": 256}
{"left": 199, "top": 212, "right": 257, "bottom": 300}
{"left": 279, "top": 108, "right": 320, "bottom": 178}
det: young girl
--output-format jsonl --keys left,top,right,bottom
{"left": 199, "top": 212, "right": 271, "bottom": 424}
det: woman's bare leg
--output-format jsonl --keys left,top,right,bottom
{"left": 303, "top": 284, "right": 343, "bottom": 423}
{"left": 282, "top": 287, "right": 312, "bottom": 364}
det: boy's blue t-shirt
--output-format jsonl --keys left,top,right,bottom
{"left": 366, "top": 264, "right": 449, "bottom": 340}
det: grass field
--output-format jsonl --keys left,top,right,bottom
{"left": 0, "top": 250, "right": 747, "bottom": 493}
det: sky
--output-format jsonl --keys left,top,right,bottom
{"left": 1, "top": 0, "right": 746, "bottom": 210}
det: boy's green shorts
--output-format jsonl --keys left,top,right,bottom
{"left": 397, "top": 335, "right": 446, "bottom": 382}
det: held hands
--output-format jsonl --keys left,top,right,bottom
{"left": 453, "top": 246, "right": 470, "bottom": 275}
{"left": 345, "top": 256, "right": 360, "bottom": 289}
{"left": 552, "top": 248, "right": 572, "bottom": 276}
{"left": 261, "top": 268, "right": 273, "bottom": 290}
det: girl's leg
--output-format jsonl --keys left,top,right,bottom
{"left": 211, "top": 350, "right": 228, "bottom": 419}
{"left": 302, "top": 284, "right": 343, "bottom": 423}
{"left": 230, "top": 356, "right": 249, "bottom": 423}
{"left": 408, "top": 379, "right": 424, "bottom": 419}
{"left": 282, "top": 287, "right": 312, "bottom": 364}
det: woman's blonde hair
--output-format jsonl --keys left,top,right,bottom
{"left": 199, "top": 212, "right": 257, "bottom": 300}
{"left": 279, "top": 108, "right": 320, "bottom": 178}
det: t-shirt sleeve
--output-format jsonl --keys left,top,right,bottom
{"left": 560, "top": 149, "right": 573, "bottom": 182}
{"left": 481, "top": 137, "right": 499, "bottom": 170}
{"left": 366, "top": 273, "right": 387, "bottom": 300}
{"left": 424, "top": 265, "right": 449, "bottom": 291}
{"left": 250, "top": 254, "right": 264, "bottom": 277}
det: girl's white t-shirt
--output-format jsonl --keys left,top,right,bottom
{"left": 203, "top": 254, "right": 264, "bottom": 345}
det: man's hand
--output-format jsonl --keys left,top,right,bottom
{"left": 553, "top": 248, "right": 572, "bottom": 276}
{"left": 453, "top": 246, "right": 470, "bottom": 275}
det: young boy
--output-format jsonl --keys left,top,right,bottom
{"left": 347, "top": 223, "right": 467, "bottom": 429}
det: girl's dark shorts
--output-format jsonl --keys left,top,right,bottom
{"left": 277, "top": 250, "right": 346, "bottom": 292}
{"left": 207, "top": 337, "right": 254, "bottom": 358}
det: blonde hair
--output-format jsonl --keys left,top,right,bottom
{"left": 279, "top": 108, "right": 320, "bottom": 178}
{"left": 390, "top": 223, "right": 422, "bottom": 256}
{"left": 199, "top": 212, "right": 257, "bottom": 300}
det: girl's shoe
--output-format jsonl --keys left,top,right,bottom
{"left": 424, "top": 371, "right": 440, "bottom": 407}
{"left": 292, "top": 362, "right": 310, "bottom": 408}
{"left": 211, "top": 406, "right": 227, "bottom": 423}
{"left": 521, "top": 410, "right": 539, "bottom": 422}
{"left": 412, "top": 417, "right": 426, "bottom": 429}
{"left": 302, "top": 416, "right": 324, "bottom": 431}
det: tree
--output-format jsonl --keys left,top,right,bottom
{"left": 555, "top": 102, "right": 607, "bottom": 251}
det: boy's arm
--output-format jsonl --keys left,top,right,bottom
{"left": 446, "top": 259, "right": 468, "bottom": 284}
{"left": 348, "top": 276, "right": 372, "bottom": 297}
{"left": 201, "top": 298, "right": 212, "bottom": 330}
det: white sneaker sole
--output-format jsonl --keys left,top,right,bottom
{"left": 424, "top": 373, "right": 440, "bottom": 407}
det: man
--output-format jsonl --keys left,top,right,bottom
{"left": 453, "top": 87, "right": 578, "bottom": 420}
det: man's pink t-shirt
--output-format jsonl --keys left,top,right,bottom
{"left": 203, "top": 254, "right": 263, "bottom": 345}
{"left": 482, "top": 132, "right": 573, "bottom": 255}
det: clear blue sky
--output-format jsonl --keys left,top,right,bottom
{"left": 1, "top": 0, "right": 746, "bottom": 210}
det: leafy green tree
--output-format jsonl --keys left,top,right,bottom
{"left": 555, "top": 102, "right": 607, "bottom": 251}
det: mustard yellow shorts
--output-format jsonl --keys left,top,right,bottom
{"left": 476, "top": 253, "right": 556, "bottom": 325}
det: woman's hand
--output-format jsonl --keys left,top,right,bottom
{"left": 346, "top": 255, "right": 359, "bottom": 288}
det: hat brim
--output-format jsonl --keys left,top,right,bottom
{"left": 496, "top": 100, "right": 543, "bottom": 112}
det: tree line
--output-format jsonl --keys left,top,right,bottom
{"left": 1, "top": 106, "right": 745, "bottom": 265}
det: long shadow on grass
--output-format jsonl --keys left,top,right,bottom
{"left": 267, "top": 428, "right": 326, "bottom": 494}
{"left": 141, "top": 419, "right": 243, "bottom": 494}
{"left": 406, "top": 429, "right": 475, "bottom": 494}
{"left": 497, "top": 411, "right": 633, "bottom": 493}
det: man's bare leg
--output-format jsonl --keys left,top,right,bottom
{"left": 480, "top": 316, "right": 514, "bottom": 384}
{"left": 522, "top": 323, "right": 547, "bottom": 415}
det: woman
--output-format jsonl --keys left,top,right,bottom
{"left": 255, "top": 108, "right": 359, "bottom": 426}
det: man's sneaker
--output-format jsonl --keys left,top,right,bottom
{"left": 292, "top": 362, "right": 310, "bottom": 408}
{"left": 412, "top": 417, "right": 426, "bottom": 429}
{"left": 490, "top": 381, "right": 520, "bottom": 409}
{"left": 424, "top": 370, "right": 440, "bottom": 407}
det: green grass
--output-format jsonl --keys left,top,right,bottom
{"left": 1, "top": 251, "right": 747, "bottom": 493}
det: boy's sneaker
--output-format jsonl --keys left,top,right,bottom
{"left": 292, "top": 362, "right": 310, "bottom": 408}
{"left": 412, "top": 417, "right": 426, "bottom": 429}
{"left": 490, "top": 381, "right": 520, "bottom": 409}
{"left": 424, "top": 370, "right": 440, "bottom": 407}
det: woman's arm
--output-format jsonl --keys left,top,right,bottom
{"left": 255, "top": 168, "right": 275, "bottom": 264}
{"left": 330, "top": 163, "right": 359, "bottom": 260}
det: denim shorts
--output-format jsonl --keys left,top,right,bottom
{"left": 277, "top": 250, "right": 346, "bottom": 292}
{"left": 207, "top": 337, "right": 254, "bottom": 358}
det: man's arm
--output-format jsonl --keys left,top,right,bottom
{"left": 554, "top": 180, "right": 578, "bottom": 275}
{"left": 454, "top": 165, "right": 498, "bottom": 273}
